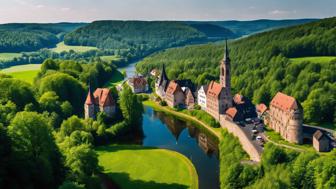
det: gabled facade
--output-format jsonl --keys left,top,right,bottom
{"left": 269, "top": 92, "right": 303, "bottom": 144}
{"left": 313, "top": 130, "right": 330, "bottom": 152}
{"left": 165, "top": 80, "right": 185, "bottom": 108}
{"left": 183, "top": 87, "right": 196, "bottom": 109}
{"left": 206, "top": 81, "right": 229, "bottom": 120}
{"left": 84, "top": 87, "right": 116, "bottom": 119}
{"left": 127, "top": 75, "right": 148, "bottom": 93}
{"left": 197, "top": 85, "right": 208, "bottom": 110}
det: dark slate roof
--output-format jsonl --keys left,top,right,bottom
{"left": 223, "top": 39, "right": 230, "bottom": 63}
{"left": 175, "top": 79, "right": 195, "bottom": 92}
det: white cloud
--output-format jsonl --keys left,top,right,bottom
{"left": 35, "top": 4, "right": 45, "bottom": 8}
{"left": 61, "top": 7, "right": 71, "bottom": 11}
{"left": 269, "top": 9, "right": 298, "bottom": 16}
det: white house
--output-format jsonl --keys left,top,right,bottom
{"left": 197, "top": 85, "right": 208, "bottom": 110}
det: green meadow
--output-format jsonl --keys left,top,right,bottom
{"left": 290, "top": 56, "right": 336, "bottom": 64}
{"left": 1, "top": 64, "right": 41, "bottom": 84}
{"left": 100, "top": 55, "right": 122, "bottom": 62}
{"left": 51, "top": 41, "right": 98, "bottom": 53}
{"left": 0, "top": 53, "right": 22, "bottom": 61}
{"left": 96, "top": 145, "right": 198, "bottom": 189}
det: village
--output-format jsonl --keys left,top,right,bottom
{"left": 83, "top": 40, "right": 335, "bottom": 159}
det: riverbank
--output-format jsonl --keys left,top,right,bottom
{"left": 96, "top": 144, "right": 198, "bottom": 189}
{"left": 143, "top": 100, "right": 222, "bottom": 142}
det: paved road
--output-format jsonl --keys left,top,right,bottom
{"left": 235, "top": 122, "right": 264, "bottom": 154}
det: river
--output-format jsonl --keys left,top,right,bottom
{"left": 119, "top": 62, "right": 220, "bottom": 189}
{"left": 142, "top": 107, "right": 220, "bottom": 189}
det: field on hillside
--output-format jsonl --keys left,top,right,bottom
{"left": 1, "top": 64, "right": 41, "bottom": 73}
{"left": 51, "top": 41, "right": 98, "bottom": 53}
{"left": 96, "top": 145, "right": 198, "bottom": 189}
{"left": 6, "top": 70, "right": 39, "bottom": 84}
{"left": 0, "top": 53, "right": 22, "bottom": 61}
{"left": 100, "top": 55, "right": 122, "bottom": 62}
{"left": 1, "top": 64, "right": 41, "bottom": 84}
{"left": 290, "top": 56, "right": 336, "bottom": 64}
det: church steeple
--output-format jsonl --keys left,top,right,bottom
{"left": 220, "top": 39, "right": 231, "bottom": 91}
{"left": 159, "top": 63, "right": 168, "bottom": 85}
{"left": 223, "top": 39, "right": 230, "bottom": 63}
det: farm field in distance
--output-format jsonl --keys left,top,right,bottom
{"left": 1, "top": 64, "right": 41, "bottom": 84}
{"left": 96, "top": 145, "right": 198, "bottom": 189}
{"left": 50, "top": 41, "right": 98, "bottom": 53}
{"left": 0, "top": 53, "right": 22, "bottom": 61}
{"left": 290, "top": 56, "right": 336, "bottom": 64}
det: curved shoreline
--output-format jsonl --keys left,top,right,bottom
{"left": 143, "top": 100, "right": 222, "bottom": 142}
{"left": 96, "top": 144, "right": 199, "bottom": 189}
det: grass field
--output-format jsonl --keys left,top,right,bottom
{"left": 6, "top": 70, "right": 39, "bottom": 84}
{"left": 290, "top": 56, "right": 336, "bottom": 64}
{"left": 96, "top": 145, "right": 198, "bottom": 189}
{"left": 1, "top": 64, "right": 41, "bottom": 84}
{"left": 0, "top": 53, "right": 22, "bottom": 61}
{"left": 100, "top": 55, "right": 122, "bottom": 62}
{"left": 51, "top": 42, "right": 98, "bottom": 53}
{"left": 1, "top": 64, "right": 41, "bottom": 73}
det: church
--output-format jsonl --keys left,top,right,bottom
{"left": 206, "top": 40, "right": 233, "bottom": 120}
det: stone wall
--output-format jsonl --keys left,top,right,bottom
{"left": 220, "top": 116, "right": 261, "bottom": 162}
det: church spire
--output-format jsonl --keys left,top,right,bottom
{"left": 224, "top": 39, "right": 230, "bottom": 63}
{"left": 159, "top": 63, "right": 168, "bottom": 85}
{"left": 85, "top": 80, "right": 95, "bottom": 105}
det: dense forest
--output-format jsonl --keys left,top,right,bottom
{"left": 186, "top": 23, "right": 237, "bottom": 39}
{"left": 220, "top": 130, "right": 336, "bottom": 189}
{"left": 136, "top": 17, "right": 336, "bottom": 125}
{"left": 64, "top": 21, "right": 208, "bottom": 57}
{"left": 0, "top": 23, "right": 86, "bottom": 52}
{"left": 0, "top": 58, "right": 143, "bottom": 189}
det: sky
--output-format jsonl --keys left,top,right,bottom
{"left": 0, "top": 0, "right": 335, "bottom": 23}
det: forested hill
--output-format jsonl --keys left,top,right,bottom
{"left": 64, "top": 21, "right": 208, "bottom": 56}
{"left": 210, "top": 18, "right": 318, "bottom": 37}
{"left": 186, "top": 23, "right": 237, "bottom": 39}
{"left": 136, "top": 17, "right": 336, "bottom": 126}
{"left": 0, "top": 23, "right": 86, "bottom": 52}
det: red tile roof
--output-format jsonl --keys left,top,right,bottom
{"left": 270, "top": 92, "right": 298, "bottom": 111}
{"left": 207, "top": 81, "right": 222, "bottom": 98}
{"left": 93, "top": 88, "right": 115, "bottom": 107}
{"left": 256, "top": 103, "right": 268, "bottom": 114}
{"left": 166, "top": 80, "right": 181, "bottom": 95}
{"left": 85, "top": 89, "right": 95, "bottom": 105}
{"left": 226, "top": 107, "right": 237, "bottom": 119}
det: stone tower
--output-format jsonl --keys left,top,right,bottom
{"left": 287, "top": 105, "right": 303, "bottom": 144}
{"left": 220, "top": 39, "right": 231, "bottom": 94}
{"left": 84, "top": 83, "right": 95, "bottom": 119}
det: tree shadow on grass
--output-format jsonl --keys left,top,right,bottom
{"left": 96, "top": 144, "right": 157, "bottom": 153}
{"left": 104, "top": 172, "right": 189, "bottom": 189}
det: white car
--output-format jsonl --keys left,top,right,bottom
{"left": 256, "top": 136, "right": 262, "bottom": 141}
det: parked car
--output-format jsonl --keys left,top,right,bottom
{"left": 252, "top": 129, "right": 258, "bottom": 134}
{"left": 256, "top": 136, "right": 263, "bottom": 141}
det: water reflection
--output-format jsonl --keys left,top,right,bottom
{"left": 142, "top": 107, "right": 220, "bottom": 189}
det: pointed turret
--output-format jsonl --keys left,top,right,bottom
{"left": 85, "top": 82, "right": 95, "bottom": 105}
{"left": 223, "top": 39, "right": 230, "bottom": 63}
{"left": 159, "top": 64, "right": 168, "bottom": 85}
